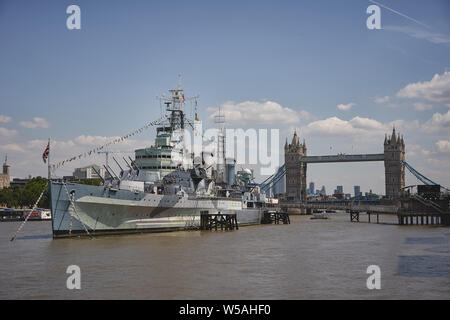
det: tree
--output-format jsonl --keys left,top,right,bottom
{"left": 0, "top": 177, "right": 49, "bottom": 209}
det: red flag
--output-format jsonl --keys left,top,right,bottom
{"left": 42, "top": 142, "right": 50, "bottom": 163}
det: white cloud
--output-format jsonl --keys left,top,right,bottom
{"left": 0, "top": 115, "right": 12, "bottom": 123}
{"left": 0, "top": 144, "right": 24, "bottom": 153}
{"left": 302, "top": 116, "right": 387, "bottom": 138}
{"left": 406, "top": 144, "right": 422, "bottom": 157}
{"left": 207, "top": 100, "right": 304, "bottom": 126}
{"left": 390, "top": 119, "right": 420, "bottom": 131}
{"left": 298, "top": 110, "right": 314, "bottom": 122}
{"left": 27, "top": 139, "right": 76, "bottom": 150}
{"left": 396, "top": 71, "right": 450, "bottom": 107}
{"left": 425, "top": 158, "right": 450, "bottom": 169}
{"left": 374, "top": 96, "right": 390, "bottom": 104}
{"left": 74, "top": 135, "right": 117, "bottom": 146}
{"left": 0, "top": 127, "right": 18, "bottom": 137}
{"left": 421, "top": 110, "right": 450, "bottom": 132}
{"left": 300, "top": 116, "right": 418, "bottom": 144}
{"left": 337, "top": 102, "right": 356, "bottom": 111}
{"left": 413, "top": 102, "right": 432, "bottom": 111}
{"left": 20, "top": 117, "right": 51, "bottom": 129}
{"left": 4, "top": 134, "right": 147, "bottom": 179}
{"left": 436, "top": 140, "right": 450, "bottom": 153}
{"left": 303, "top": 117, "right": 354, "bottom": 136}
{"left": 349, "top": 116, "right": 385, "bottom": 131}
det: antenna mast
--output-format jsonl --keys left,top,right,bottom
{"left": 214, "top": 106, "right": 226, "bottom": 183}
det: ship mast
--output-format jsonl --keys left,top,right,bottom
{"left": 159, "top": 76, "right": 199, "bottom": 132}
{"left": 214, "top": 106, "right": 226, "bottom": 184}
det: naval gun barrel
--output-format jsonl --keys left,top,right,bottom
{"left": 91, "top": 166, "right": 105, "bottom": 184}
{"left": 112, "top": 156, "right": 124, "bottom": 174}
{"left": 122, "top": 157, "right": 132, "bottom": 170}
{"left": 103, "top": 165, "right": 119, "bottom": 181}
{"left": 107, "top": 164, "right": 120, "bottom": 180}
{"left": 129, "top": 156, "right": 141, "bottom": 171}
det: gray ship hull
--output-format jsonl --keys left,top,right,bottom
{"left": 50, "top": 181, "right": 262, "bottom": 238}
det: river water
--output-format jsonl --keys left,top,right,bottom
{"left": 0, "top": 213, "right": 449, "bottom": 299}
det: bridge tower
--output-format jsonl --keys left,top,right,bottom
{"left": 384, "top": 126, "right": 405, "bottom": 199}
{"left": 285, "top": 130, "right": 307, "bottom": 202}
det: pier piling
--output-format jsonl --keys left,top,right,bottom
{"left": 261, "top": 210, "right": 290, "bottom": 225}
{"left": 200, "top": 212, "right": 238, "bottom": 231}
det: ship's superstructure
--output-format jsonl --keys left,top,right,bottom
{"left": 133, "top": 88, "right": 193, "bottom": 181}
{"left": 50, "top": 86, "right": 267, "bottom": 237}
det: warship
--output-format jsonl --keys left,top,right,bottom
{"left": 50, "top": 86, "right": 268, "bottom": 237}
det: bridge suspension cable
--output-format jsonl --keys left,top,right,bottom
{"left": 265, "top": 167, "right": 286, "bottom": 192}
{"left": 403, "top": 160, "right": 449, "bottom": 192}
{"left": 259, "top": 164, "right": 282, "bottom": 186}
{"left": 260, "top": 164, "right": 286, "bottom": 192}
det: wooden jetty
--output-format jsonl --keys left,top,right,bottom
{"left": 261, "top": 210, "right": 290, "bottom": 225}
{"left": 349, "top": 211, "right": 380, "bottom": 224}
{"left": 200, "top": 212, "right": 239, "bottom": 231}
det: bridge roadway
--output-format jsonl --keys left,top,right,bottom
{"left": 299, "top": 153, "right": 385, "bottom": 163}
{"left": 280, "top": 200, "right": 399, "bottom": 214}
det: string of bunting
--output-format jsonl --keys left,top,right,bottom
{"left": 52, "top": 117, "right": 163, "bottom": 171}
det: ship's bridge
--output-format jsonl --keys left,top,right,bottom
{"left": 134, "top": 127, "right": 192, "bottom": 181}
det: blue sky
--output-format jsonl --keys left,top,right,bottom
{"left": 1, "top": 0, "right": 449, "bottom": 194}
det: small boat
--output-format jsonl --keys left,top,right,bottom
{"left": 310, "top": 212, "right": 329, "bottom": 220}
{"left": 24, "top": 208, "right": 52, "bottom": 221}
{"left": 38, "top": 209, "right": 52, "bottom": 220}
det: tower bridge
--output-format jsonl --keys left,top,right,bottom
{"left": 259, "top": 127, "right": 450, "bottom": 223}
{"left": 259, "top": 128, "right": 449, "bottom": 223}
{"left": 281, "top": 127, "right": 405, "bottom": 203}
